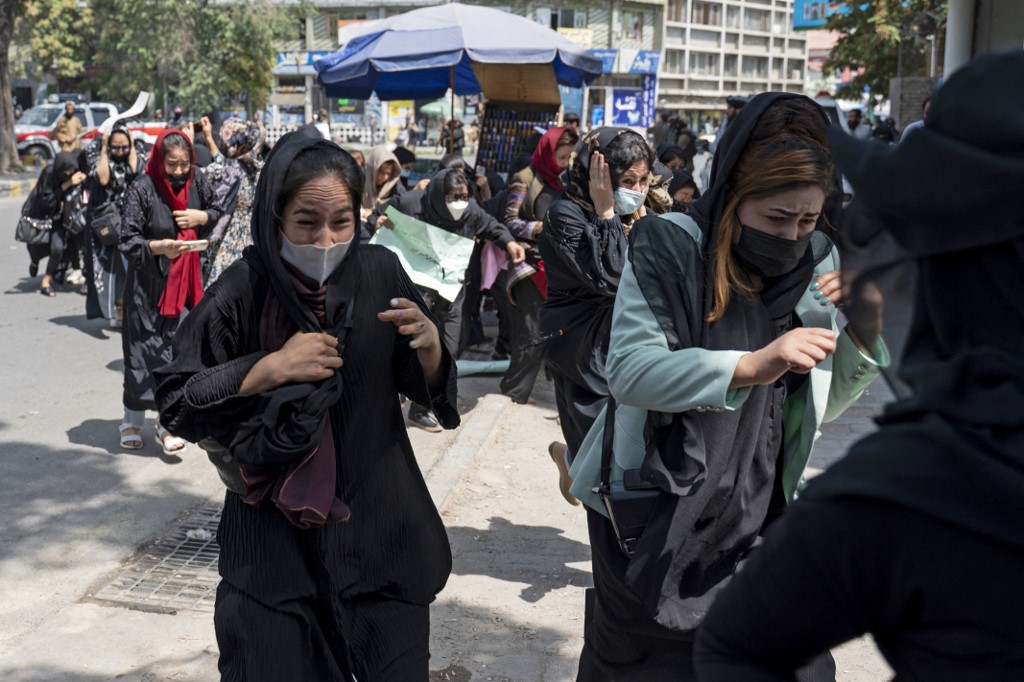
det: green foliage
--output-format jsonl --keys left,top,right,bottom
{"left": 823, "top": 0, "right": 946, "bottom": 102}
{"left": 19, "top": 0, "right": 295, "bottom": 113}
{"left": 18, "top": 0, "right": 94, "bottom": 83}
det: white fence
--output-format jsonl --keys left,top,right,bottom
{"left": 264, "top": 125, "right": 389, "bottom": 149}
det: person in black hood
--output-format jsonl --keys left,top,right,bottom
{"left": 381, "top": 167, "right": 525, "bottom": 431}
{"left": 694, "top": 50, "right": 1024, "bottom": 682}
{"left": 537, "top": 127, "right": 655, "bottom": 500}
{"left": 25, "top": 151, "right": 87, "bottom": 296}
{"left": 155, "top": 132, "right": 460, "bottom": 681}
{"left": 568, "top": 93, "right": 887, "bottom": 681}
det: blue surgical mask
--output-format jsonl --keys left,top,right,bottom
{"left": 400, "top": 168, "right": 412, "bottom": 179}
{"left": 614, "top": 187, "right": 646, "bottom": 216}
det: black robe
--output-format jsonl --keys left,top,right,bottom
{"left": 119, "top": 171, "right": 221, "bottom": 411}
{"left": 537, "top": 199, "right": 627, "bottom": 455}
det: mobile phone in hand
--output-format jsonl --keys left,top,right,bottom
{"left": 178, "top": 239, "right": 209, "bottom": 252}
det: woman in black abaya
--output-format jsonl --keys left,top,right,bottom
{"left": 155, "top": 133, "right": 459, "bottom": 681}
{"left": 695, "top": 50, "right": 1024, "bottom": 682}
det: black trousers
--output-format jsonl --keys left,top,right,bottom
{"left": 409, "top": 285, "right": 464, "bottom": 422}
{"left": 27, "top": 224, "right": 67, "bottom": 279}
{"left": 216, "top": 582, "right": 430, "bottom": 682}
{"left": 499, "top": 277, "right": 545, "bottom": 403}
{"left": 578, "top": 508, "right": 836, "bottom": 682}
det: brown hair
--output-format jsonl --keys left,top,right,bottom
{"left": 708, "top": 99, "right": 835, "bottom": 322}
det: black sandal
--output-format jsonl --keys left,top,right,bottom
{"left": 39, "top": 285, "right": 55, "bottom": 297}
{"left": 29, "top": 261, "right": 39, "bottom": 277}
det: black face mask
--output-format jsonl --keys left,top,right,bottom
{"left": 168, "top": 173, "right": 189, "bottom": 188}
{"left": 732, "top": 223, "right": 812, "bottom": 278}
{"left": 670, "top": 200, "right": 691, "bottom": 214}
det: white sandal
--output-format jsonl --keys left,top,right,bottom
{"left": 155, "top": 424, "right": 187, "bottom": 455}
{"left": 119, "top": 423, "right": 144, "bottom": 450}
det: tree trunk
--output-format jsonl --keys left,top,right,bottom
{"left": 0, "top": 0, "right": 25, "bottom": 173}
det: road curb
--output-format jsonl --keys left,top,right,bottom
{"left": 425, "top": 392, "right": 513, "bottom": 512}
{"left": 0, "top": 178, "right": 36, "bottom": 199}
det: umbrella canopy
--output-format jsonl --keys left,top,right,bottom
{"left": 315, "top": 2, "right": 603, "bottom": 101}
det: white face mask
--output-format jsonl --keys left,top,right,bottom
{"left": 614, "top": 187, "right": 647, "bottom": 216}
{"left": 446, "top": 200, "right": 469, "bottom": 221}
{"left": 279, "top": 232, "right": 354, "bottom": 285}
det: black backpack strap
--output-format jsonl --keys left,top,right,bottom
{"left": 600, "top": 397, "right": 617, "bottom": 490}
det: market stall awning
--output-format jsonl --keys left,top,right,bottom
{"left": 315, "top": 2, "right": 602, "bottom": 102}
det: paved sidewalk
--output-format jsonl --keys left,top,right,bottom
{"left": 0, "top": 172, "right": 38, "bottom": 199}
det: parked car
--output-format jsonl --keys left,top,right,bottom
{"left": 14, "top": 102, "right": 169, "bottom": 164}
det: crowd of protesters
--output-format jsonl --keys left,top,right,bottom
{"left": 12, "top": 48, "right": 1024, "bottom": 682}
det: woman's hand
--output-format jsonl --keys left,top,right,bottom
{"left": 589, "top": 151, "right": 616, "bottom": 220}
{"left": 173, "top": 209, "right": 209, "bottom": 230}
{"left": 376, "top": 214, "right": 395, "bottom": 230}
{"left": 149, "top": 239, "right": 192, "bottom": 260}
{"left": 70, "top": 171, "right": 87, "bottom": 187}
{"left": 506, "top": 242, "right": 526, "bottom": 264}
{"left": 414, "top": 178, "right": 431, "bottom": 191}
{"left": 475, "top": 173, "right": 491, "bottom": 201}
{"left": 730, "top": 328, "right": 837, "bottom": 388}
{"left": 378, "top": 298, "right": 444, "bottom": 390}
{"left": 812, "top": 270, "right": 842, "bottom": 307}
{"left": 239, "top": 332, "right": 342, "bottom": 394}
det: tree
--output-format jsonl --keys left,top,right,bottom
{"left": 17, "top": 0, "right": 94, "bottom": 90}
{"left": 823, "top": 0, "right": 947, "bottom": 102}
{"left": 91, "top": 0, "right": 291, "bottom": 115}
{"left": 0, "top": 0, "right": 24, "bottom": 173}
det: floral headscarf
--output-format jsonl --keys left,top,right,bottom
{"left": 219, "top": 117, "right": 263, "bottom": 170}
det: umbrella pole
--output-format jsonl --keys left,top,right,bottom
{"left": 450, "top": 65, "right": 455, "bottom": 155}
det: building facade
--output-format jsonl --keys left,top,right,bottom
{"left": 658, "top": 0, "right": 808, "bottom": 124}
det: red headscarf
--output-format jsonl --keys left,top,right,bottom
{"left": 147, "top": 129, "right": 204, "bottom": 317}
{"left": 532, "top": 126, "right": 570, "bottom": 191}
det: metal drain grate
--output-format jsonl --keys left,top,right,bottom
{"left": 91, "top": 503, "right": 222, "bottom": 614}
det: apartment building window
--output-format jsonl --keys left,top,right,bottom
{"left": 664, "top": 49, "right": 685, "bottom": 74}
{"left": 691, "top": 1, "right": 722, "bottom": 27}
{"left": 689, "top": 51, "right": 721, "bottom": 77}
{"left": 744, "top": 8, "right": 770, "bottom": 32}
{"left": 666, "top": 0, "right": 684, "bottom": 23}
{"left": 537, "top": 8, "right": 587, "bottom": 30}
{"left": 741, "top": 56, "right": 768, "bottom": 79}
{"left": 726, "top": 6, "right": 741, "bottom": 28}
{"left": 724, "top": 54, "right": 738, "bottom": 77}
{"left": 623, "top": 11, "right": 644, "bottom": 41}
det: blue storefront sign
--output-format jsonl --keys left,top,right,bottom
{"left": 793, "top": 1, "right": 848, "bottom": 30}
{"left": 591, "top": 105, "right": 605, "bottom": 128}
{"left": 629, "top": 50, "right": 662, "bottom": 75}
{"left": 589, "top": 49, "right": 619, "bottom": 74}
{"left": 640, "top": 75, "right": 657, "bottom": 128}
{"left": 611, "top": 89, "right": 643, "bottom": 127}
{"left": 559, "top": 85, "right": 585, "bottom": 119}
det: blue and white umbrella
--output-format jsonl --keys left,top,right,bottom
{"left": 315, "top": 2, "right": 602, "bottom": 101}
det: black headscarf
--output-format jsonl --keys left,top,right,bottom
{"left": 803, "top": 50, "right": 1024, "bottom": 550}
{"left": 419, "top": 167, "right": 472, "bottom": 232}
{"left": 560, "top": 127, "right": 637, "bottom": 216}
{"left": 622, "top": 92, "right": 836, "bottom": 631}
{"left": 51, "top": 152, "right": 79, "bottom": 188}
{"left": 249, "top": 130, "right": 362, "bottom": 335}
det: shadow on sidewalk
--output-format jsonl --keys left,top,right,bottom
{"left": 447, "top": 516, "right": 592, "bottom": 604}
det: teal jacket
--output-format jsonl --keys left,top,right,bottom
{"left": 569, "top": 216, "right": 889, "bottom": 514}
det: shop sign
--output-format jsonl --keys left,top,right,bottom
{"left": 628, "top": 50, "right": 661, "bottom": 75}
{"left": 558, "top": 28, "right": 593, "bottom": 49}
{"left": 611, "top": 89, "right": 643, "bottom": 127}
{"left": 336, "top": 99, "right": 364, "bottom": 115}
{"left": 640, "top": 75, "right": 657, "bottom": 128}
{"left": 590, "top": 105, "right": 605, "bottom": 128}
{"left": 276, "top": 52, "right": 330, "bottom": 67}
{"left": 793, "top": 1, "right": 847, "bottom": 30}
{"left": 588, "top": 49, "right": 618, "bottom": 74}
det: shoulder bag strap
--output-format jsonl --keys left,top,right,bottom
{"left": 600, "top": 397, "right": 617, "bottom": 489}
